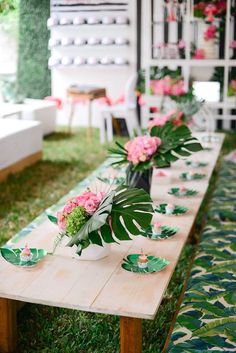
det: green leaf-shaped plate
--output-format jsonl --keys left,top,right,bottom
{"left": 122, "top": 254, "right": 170, "bottom": 273}
{"left": 185, "top": 160, "right": 208, "bottom": 168}
{"left": 155, "top": 203, "right": 188, "bottom": 216}
{"left": 168, "top": 187, "right": 198, "bottom": 197}
{"left": 98, "top": 176, "right": 125, "bottom": 185}
{"left": 0, "top": 248, "right": 47, "bottom": 267}
{"left": 141, "top": 225, "right": 178, "bottom": 240}
{"left": 180, "top": 172, "right": 206, "bottom": 181}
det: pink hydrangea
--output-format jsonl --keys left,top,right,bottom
{"left": 125, "top": 136, "right": 161, "bottom": 165}
{"left": 150, "top": 77, "right": 185, "bottom": 96}
{"left": 57, "top": 191, "right": 105, "bottom": 230}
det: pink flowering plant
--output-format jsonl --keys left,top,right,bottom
{"left": 228, "top": 79, "right": 236, "bottom": 96}
{"left": 109, "top": 122, "right": 203, "bottom": 171}
{"left": 48, "top": 186, "right": 153, "bottom": 255}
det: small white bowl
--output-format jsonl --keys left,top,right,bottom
{"left": 87, "top": 57, "right": 99, "bottom": 65}
{"left": 115, "top": 37, "right": 129, "bottom": 45}
{"left": 115, "top": 16, "right": 129, "bottom": 24}
{"left": 61, "top": 56, "right": 73, "bottom": 66}
{"left": 87, "top": 37, "right": 101, "bottom": 45}
{"left": 114, "top": 57, "right": 128, "bottom": 65}
{"left": 47, "top": 17, "right": 59, "bottom": 28}
{"left": 100, "top": 57, "right": 113, "bottom": 65}
{"left": 48, "top": 38, "right": 60, "bottom": 48}
{"left": 74, "top": 38, "right": 87, "bottom": 46}
{"left": 74, "top": 57, "right": 86, "bottom": 66}
{"left": 101, "top": 37, "right": 114, "bottom": 45}
{"left": 59, "top": 17, "right": 71, "bottom": 26}
{"left": 102, "top": 16, "right": 115, "bottom": 24}
{"left": 73, "top": 17, "right": 86, "bottom": 25}
{"left": 87, "top": 16, "right": 100, "bottom": 25}
{"left": 48, "top": 57, "right": 61, "bottom": 68}
{"left": 61, "top": 37, "right": 74, "bottom": 46}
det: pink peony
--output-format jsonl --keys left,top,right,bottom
{"left": 125, "top": 136, "right": 161, "bottom": 165}
{"left": 230, "top": 40, "right": 236, "bottom": 49}
{"left": 204, "top": 4, "right": 218, "bottom": 22}
{"left": 57, "top": 211, "right": 67, "bottom": 230}
{"left": 178, "top": 39, "right": 186, "bottom": 49}
{"left": 204, "top": 25, "right": 217, "bottom": 41}
{"left": 193, "top": 49, "right": 205, "bottom": 59}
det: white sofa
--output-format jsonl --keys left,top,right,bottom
{"left": 0, "top": 119, "right": 42, "bottom": 181}
{"left": 0, "top": 99, "right": 57, "bottom": 136}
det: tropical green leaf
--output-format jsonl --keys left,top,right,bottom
{"left": 67, "top": 186, "right": 153, "bottom": 254}
{"left": 47, "top": 214, "right": 58, "bottom": 225}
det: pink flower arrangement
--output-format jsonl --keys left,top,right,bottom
{"left": 178, "top": 39, "right": 186, "bottom": 49}
{"left": 148, "top": 109, "right": 176, "bottom": 129}
{"left": 57, "top": 191, "right": 105, "bottom": 230}
{"left": 150, "top": 76, "right": 186, "bottom": 96}
{"left": 204, "top": 24, "right": 217, "bottom": 41}
{"left": 193, "top": 49, "right": 205, "bottom": 59}
{"left": 124, "top": 136, "right": 161, "bottom": 165}
{"left": 204, "top": 4, "right": 218, "bottom": 22}
{"left": 229, "top": 40, "right": 236, "bottom": 49}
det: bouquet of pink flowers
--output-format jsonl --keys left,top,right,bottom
{"left": 228, "top": 79, "right": 236, "bottom": 96}
{"left": 194, "top": 1, "right": 226, "bottom": 21}
{"left": 48, "top": 186, "right": 153, "bottom": 256}
{"left": 150, "top": 76, "right": 185, "bottom": 96}
{"left": 125, "top": 135, "right": 161, "bottom": 165}
{"left": 148, "top": 110, "right": 188, "bottom": 129}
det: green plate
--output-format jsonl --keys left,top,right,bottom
{"left": 141, "top": 225, "right": 178, "bottom": 240}
{"left": 180, "top": 172, "right": 206, "bottom": 181}
{"left": 185, "top": 161, "right": 208, "bottom": 168}
{"left": 98, "top": 176, "right": 125, "bottom": 185}
{"left": 0, "top": 248, "right": 47, "bottom": 267}
{"left": 122, "top": 254, "right": 170, "bottom": 273}
{"left": 155, "top": 203, "right": 188, "bottom": 215}
{"left": 168, "top": 187, "right": 198, "bottom": 197}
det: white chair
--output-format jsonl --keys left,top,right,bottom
{"left": 100, "top": 73, "right": 140, "bottom": 143}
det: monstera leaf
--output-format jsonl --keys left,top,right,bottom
{"left": 109, "top": 122, "right": 203, "bottom": 170}
{"left": 67, "top": 186, "right": 153, "bottom": 255}
{"left": 150, "top": 122, "right": 203, "bottom": 167}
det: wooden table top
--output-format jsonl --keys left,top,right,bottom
{"left": 0, "top": 133, "right": 224, "bottom": 320}
{"left": 67, "top": 86, "right": 106, "bottom": 100}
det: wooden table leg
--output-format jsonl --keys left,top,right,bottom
{"left": 0, "top": 298, "right": 17, "bottom": 353}
{"left": 68, "top": 100, "right": 75, "bottom": 134}
{"left": 120, "top": 316, "right": 142, "bottom": 353}
{"left": 87, "top": 99, "right": 92, "bottom": 143}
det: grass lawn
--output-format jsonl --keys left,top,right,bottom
{"left": 0, "top": 128, "right": 235, "bottom": 353}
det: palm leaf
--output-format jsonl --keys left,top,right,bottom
{"left": 67, "top": 186, "right": 153, "bottom": 254}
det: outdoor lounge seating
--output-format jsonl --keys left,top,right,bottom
{"left": 0, "top": 119, "right": 42, "bottom": 182}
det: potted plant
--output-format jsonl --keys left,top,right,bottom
{"left": 48, "top": 185, "right": 153, "bottom": 260}
{"left": 109, "top": 122, "right": 203, "bottom": 193}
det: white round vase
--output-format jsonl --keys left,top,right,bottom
{"left": 55, "top": 236, "right": 111, "bottom": 261}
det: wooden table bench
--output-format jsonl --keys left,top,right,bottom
{"left": 0, "top": 133, "right": 224, "bottom": 353}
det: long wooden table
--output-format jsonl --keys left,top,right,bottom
{"left": 0, "top": 133, "right": 224, "bottom": 353}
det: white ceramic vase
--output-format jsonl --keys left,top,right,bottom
{"left": 55, "top": 236, "right": 111, "bottom": 261}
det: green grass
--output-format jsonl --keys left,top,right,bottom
{"left": 0, "top": 129, "right": 235, "bottom": 353}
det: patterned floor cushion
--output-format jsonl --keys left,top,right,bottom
{"left": 167, "top": 222, "right": 236, "bottom": 353}
{"left": 207, "top": 203, "right": 236, "bottom": 222}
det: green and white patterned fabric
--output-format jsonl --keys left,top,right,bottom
{"left": 167, "top": 160, "right": 236, "bottom": 353}
{"left": 167, "top": 222, "right": 236, "bottom": 353}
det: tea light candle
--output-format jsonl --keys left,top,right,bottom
{"left": 61, "top": 37, "right": 73, "bottom": 46}
{"left": 116, "top": 16, "right": 129, "bottom": 24}
{"left": 61, "top": 56, "right": 73, "bottom": 66}
{"left": 100, "top": 57, "right": 113, "bottom": 65}
{"left": 48, "top": 38, "right": 60, "bottom": 48}
{"left": 114, "top": 57, "right": 128, "bottom": 65}
{"left": 87, "top": 37, "right": 100, "bottom": 45}
{"left": 115, "top": 37, "right": 129, "bottom": 45}
{"left": 102, "top": 16, "right": 115, "bottom": 24}
{"left": 166, "top": 203, "right": 175, "bottom": 215}
{"left": 87, "top": 57, "right": 99, "bottom": 65}
{"left": 101, "top": 37, "right": 114, "bottom": 45}
{"left": 48, "top": 56, "right": 61, "bottom": 68}
{"left": 47, "top": 17, "right": 59, "bottom": 28}
{"left": 137, "top": 250, "right": 148, "bottom": 269}
{"left": 20, "top": 244, "right": 33, "bottom": 262}
{"left": 59, "top": 17, "right": 71, "bottom": 26}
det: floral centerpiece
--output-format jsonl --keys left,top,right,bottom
{"left": 109, "top": 122, "right": 203, "bottom": 193}
{"left": 48, "top": 186, "right": 153, "bottom": 260}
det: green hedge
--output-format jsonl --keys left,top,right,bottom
{"left": 17, "top": 0, "right": 51, "bottom": 98}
